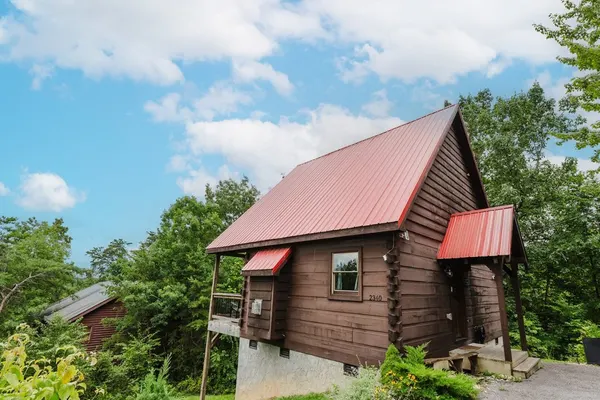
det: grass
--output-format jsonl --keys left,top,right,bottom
{"left": 275, "top": 394, "right": 328, "bottom": 400}
{"left": 178, "top": 395, "right": 234, "bottom": 400}
{"left": 178, "top": 393, "right": 327, "bottom": 400}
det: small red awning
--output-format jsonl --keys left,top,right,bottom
{"left": 242, "top": 248, "right": 292, "bottom": 276}
{"left": 437, "top": 205, "right": 527, "bottom": 263}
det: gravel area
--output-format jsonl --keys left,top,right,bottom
{"left": 479, "top": 362, "right": 600, "bottom": 400}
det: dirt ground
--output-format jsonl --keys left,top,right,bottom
{"left": 479, "top": 362, "right": 600, "bottom": 400}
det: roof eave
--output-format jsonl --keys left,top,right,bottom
{"left": 207, "top": 222, "right": 400, "bottom": 254}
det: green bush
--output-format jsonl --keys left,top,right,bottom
{"left": 135, "top": 355, "right": 174, "bottom": 400}
{"left": 0, "top": 325, "right": 95, "bottom": 400}
{"left": 380, "top": 345, "right": 478, "bottom": 400}
{"left": 84, "top": 332, "right": 162, "bottom": 400}
{"left": 330, "top": 367, "right": 381, "bottom": 400}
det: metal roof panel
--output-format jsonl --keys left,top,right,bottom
{"left": 208, "top": 105, "right": 459, "bottom": 252}
{"left": 242, "top": 248, "right": 292, "bottom": 276}
{"left": 437, "top": 205, "right": 515, "bottom": 260}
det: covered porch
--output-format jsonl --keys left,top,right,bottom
{"left": 436, "top": 205, "right": 538, "bottom": 377}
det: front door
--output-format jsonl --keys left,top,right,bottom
{"left": 448, "top": 267, "right": 468, "bottom": 342}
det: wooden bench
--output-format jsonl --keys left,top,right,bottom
{"left": 424, "top": 352, "right": 478, "bottom": 374}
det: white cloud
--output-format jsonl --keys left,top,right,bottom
{"left": 144, "top": 93, "right": 192, "bottom": 123}
{"left": 1, "top": 0, "right": 567, "bottom": 87}
{"left": 144, "top": 83, "right": 253, "bottom": 123}
{"left": 315, "top": 0, "right": 566, "bottom": 84}
{"left": 411, "top": 81, "right": 443, "bottom": 110}
{"left": 0, "top": 182, "right": 10, "bottom": 196}
{"left": 16, "top": 172, "right": 85, "bottom": 212}
{"left": 193, "top": 82, "right": 253, "bottom": 120}
{"left": 362, "top": 89, "right": 393, "bottom": 117}
{"left": 166, "top": 154, "right": 191, "bottom": 173}
{"left": 29, "top": 64, "right": 53, "bottom": 90}
{"left": 232, "top": 60, "right": 294, "bottom": 96}
{"left": 181, "top": 104, "right": 403, "bottom": 190}
{"left": 0, "top": 0, "right": 322, "bottom": 86}
{"left": 545, "top": 151, "right": 599, "bottom": 172}
{"left": 177, "top": 165, "right": 238, "bottom": 198}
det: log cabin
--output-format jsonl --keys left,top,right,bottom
{"left": 43, "top": 282, "right": 126, "bottom": 351}
{"left": 201, "top": 104, "right": 530, "bottom": 399}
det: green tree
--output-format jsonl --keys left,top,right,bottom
{"left": 110, "top": 178, "right": 259, "bottom": 387}
{"left": 459, "top": 85, "right": 600, "bottom": 360}
{"left": 0, "top": 217, "right": 80, "bottom": 334}
{"left": 535, "top": 0, "right": 600, "bottom": 161}
{"left": 86, "top": 238, "right": 132, "bottom": 280}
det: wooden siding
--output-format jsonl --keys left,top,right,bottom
{"left": 283, "top": 234, "right": 393, "bottom": 366}
{"left": 244, "top": 264, "right": 291, "bottom": 341}
{"left": 246, "top": 276, "right": 275, "bottom": 340}
{"left": 400, "top": 123, "right": 501, "bottom": 357}
{"left": 80, "top": 299, "right": 126, "bottom": 352}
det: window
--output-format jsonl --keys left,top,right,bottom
{"left": 249, "top": 340, "right": 258, "bottom": 350}
{"left": 329, "top": 250, "right": 362, "bottom": 301}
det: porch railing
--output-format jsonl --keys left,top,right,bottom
{"left": 211, "top": 293, "right": 242, "bottom": 320}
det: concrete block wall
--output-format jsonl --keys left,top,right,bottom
{"left": 236, "top": 338, "right": 351, "bottom": 400}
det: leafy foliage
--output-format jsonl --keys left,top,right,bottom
{"left": 0, "top": 325, "right": 94, "bottom": 400}
{"left": 535, "top": 0, "right": 600, "bottom": 162}
{"left": 135, "top": 355, "right": 174, "bottom": 400}
{"left": 108, "top": 178, "right": 259, "bottom": 388}
{"left": 379, "top": 345, "right": 478, "bottom": 400}
{"left": 330, "top": 367, "right": 381, "bottom": 400}
{"left": 0, "top": 217, "right": 81, "bottom": 334}
{"left": 460, "top": 84, "right": 600, "bottom": 361}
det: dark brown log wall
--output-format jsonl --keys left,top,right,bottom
{"left": 400, "top": 123, "right": 501, "bottom": 357}
{"left": 282, "top": 234, "right": 393, "bottom": 366}
{"left": 80, "top": 299, "right": 126, "bottom": 352}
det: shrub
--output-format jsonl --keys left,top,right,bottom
{"left": 0, "top": 324, "right": 95, "bottom": 400}
{"left": 330, "top": 367, "right": 382, "bottom": 400}
{"left": 135, "top": 354, "right": 174, "bottom": 400}
{"left": 380, "top": 345, "right": 478, "bottom": 400}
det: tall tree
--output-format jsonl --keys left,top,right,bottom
{"left": 110, "top": 178, "right": 259, "bottom": 384}
{"left": 535, "top": 0, "right": 600, "bottom": 161}
{"left": 0, "top": 217, "right": 79, "bottom": 333}
{"left": 459, "top": 85, "right": 600, "bottom": 360}
{"left": 86, "top": 238, "right": 131, "bottom": 280}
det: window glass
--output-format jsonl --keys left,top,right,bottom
{"left": 332, "top": 252, "right": 359, "bottom": 292}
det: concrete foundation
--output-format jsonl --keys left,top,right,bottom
{"left": 235, "top": 338, "right": 351, "bottom": 400}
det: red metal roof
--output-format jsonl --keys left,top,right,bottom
{"left": 208, "top": 105, "right": 459, "bottom": 253}
{"left": 437, "top": 205, "right": 516, "bottom": 260}
{"left": 242, "top": 248, "right": 292, "bottom": 276}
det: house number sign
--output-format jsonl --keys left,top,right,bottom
{"left": 369, "top": 295, "right": 383, "bottom": 302}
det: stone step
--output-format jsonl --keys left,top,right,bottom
{"left": 512, "top": 357, "right": 542, "bottom": 380}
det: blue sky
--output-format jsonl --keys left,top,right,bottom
{"left": 0, "top": 0, "right": 596, "bottom": 265}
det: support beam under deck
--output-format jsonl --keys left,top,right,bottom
{"left": 200, "top": 255, "right": 221, "bottom": 400}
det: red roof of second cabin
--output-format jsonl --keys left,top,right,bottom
{"left": 242, "top": 248, "right": 292, "bottom": 276}
{"left": 438, "top": 205, "right": 517, "bottom": 260}
{"left": 208, "top": 105, "right": 460, "bottom": 253}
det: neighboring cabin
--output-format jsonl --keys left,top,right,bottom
{"left": 201, "top": 105, "right": 529, "bottom": 400}
{"left": 43, "top": 282, "right": 126, "bottom": 351}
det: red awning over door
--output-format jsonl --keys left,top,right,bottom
{"left": 242, "top": 248, "right": 292, "bottom": 276}
{"left": 437, "top": 205, "right": 526, "bottom": 262}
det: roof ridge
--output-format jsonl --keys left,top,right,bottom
{"left": 450, "top": 205, "right": 514, "bottom": 218}
{"left": 296, "top": 104, "right": 458, "bottom": 167}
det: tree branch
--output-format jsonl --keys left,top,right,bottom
{"left": 0, "top": 272, "right": 47, "bottom": 313}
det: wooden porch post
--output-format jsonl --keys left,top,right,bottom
{"left": 200, "top": 254, "right": 221, "bottom": 400}
{"left": 492, "top": 261, "right": 512, "bottom": 363}
{"left": 511, "top": 260, "right": 528, "bottom": 352}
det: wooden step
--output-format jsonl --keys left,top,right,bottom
{"left": 512, "top": 357, "right": 541, "bottom": 380}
